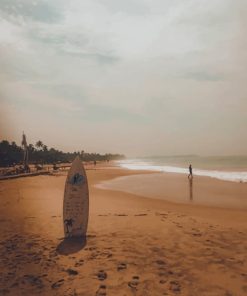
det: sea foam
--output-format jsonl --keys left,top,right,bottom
{"left": 117, "top": 160, "right": 247, "bottom": 183}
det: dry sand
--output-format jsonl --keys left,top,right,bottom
{"left": 0, "top": 166, "right": 246, "bottom": 296}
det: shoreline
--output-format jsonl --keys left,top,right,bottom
{"left": 116, "top": 161, "right": 247, "bottom": 183}
{"left": 96, "top": 168, "right": 247, "bottom": 211}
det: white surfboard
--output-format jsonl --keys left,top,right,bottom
{"left": 63, "top": 156, "right": 89, "bottom": 238}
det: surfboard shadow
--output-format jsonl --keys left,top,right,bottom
{"left": 56, "top": 236, "right": 87, "bottom": 255}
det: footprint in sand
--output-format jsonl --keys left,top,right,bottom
{"left": 96, "top": 284, "right": 107, "bottom": 296}
{"left": 75, "top": 259, "right": 84, "bottom": 267}
{"left": 128, "top": 276, "right": 140, "bottom": 290}
{"left": 51, "top": 279, "right": 64, "bottom": 289}
{"left": 192, "top": 232, "right": 202, "bottom": 237}
{"left": 117, "top": 262, "right": 127, "bottom": 271}
{"left": 169, "top": 280, "right": 181, "bottom": 293}
{"left": 85, "top": 247, "right": 97, "bottom": 251}
{"left": 101, "top": 251, "right": 113, "bottom": 259}
{"left": 97, "top": 270, "right": 107, "bottom": 281}
{"left": 66, "top": 268, "right": 78, "bottom": 276}
{"left": 22, "top": 274, "right": 44, "bottom": 289}
{"left": 87, "top": 234, "right": 97, "bottom": 238}
{"left": 156, "top": 260, "right": 167, "bottom": 276}
{"left": 156, "top": 260, "right": 174, "bottom": 279}
{"left": 156, "top": 260, "right": 167, "bottom": 266}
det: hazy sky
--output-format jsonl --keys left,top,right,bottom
{"left": 0, "top": 0, "right": 246, "bottom": 156}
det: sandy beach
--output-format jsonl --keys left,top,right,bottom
{"left": 0, "top": 165, "right": 247, "bottom": 296}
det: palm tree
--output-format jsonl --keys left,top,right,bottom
{"left": 35, "top": 140, "right": 43, "bottom": 150}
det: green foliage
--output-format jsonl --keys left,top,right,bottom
{"left": 0, "top": 141, "right": 23, "bottom": 166}
{"left": 0, "top": 140, "right": 125, "bottom": 167}
{"left": 35, "top": 140, "right": 44, "bottom": 150}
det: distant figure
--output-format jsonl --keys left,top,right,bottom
{"left": 188, "top": 164, "right": 193, "bottom": 179}
{"left": 53, "top": 163, "right": 58, "bottom": 171}
{"left": 24, "top": 164, "right": 30, "bottom": 173}
{"left": 94, "top": 160, "right": 97, "bottom": 166}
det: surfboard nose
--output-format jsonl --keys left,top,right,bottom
{"left": 74, "top": 156, "right": 81, "bottom": 163}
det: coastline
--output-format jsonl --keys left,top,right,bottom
{"left": 96, "top": 170, "right": 247, "bottom": 211}
{"left": 0, "top": 165, "right": 246, "bottom": 295}
{"left": 116, "top": 160, "right": 247, "bottom": 183}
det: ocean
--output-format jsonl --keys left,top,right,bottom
{"left": 117, "top": 155, "right": 247, "bottom": 183}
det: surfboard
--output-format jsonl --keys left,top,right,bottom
{"left": 63, "top": 156, "right": 89, "bottom": 238}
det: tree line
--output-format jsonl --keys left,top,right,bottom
{"left": 0, "top": 140, "right": 125, "bottom": 167}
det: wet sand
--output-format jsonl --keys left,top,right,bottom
{"left": 0, "top": 167, "right": 246, "bottom": 295}
{"left": 97, "top": 172, "right": 247, "bottom": 209}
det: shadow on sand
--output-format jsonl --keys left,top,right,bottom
{"left": 56, "top": 236, "right": 87, "bottom": 255}
{"left": 189, "top": 177, "right": 193, "bottom": 201}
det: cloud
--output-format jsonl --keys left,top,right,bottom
{"left": 0, "top": 0, "right": 63, "bottom": 23}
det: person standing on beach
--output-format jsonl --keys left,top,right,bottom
{"left": 188, "top": 164, "right": 193, "bottom": 179}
